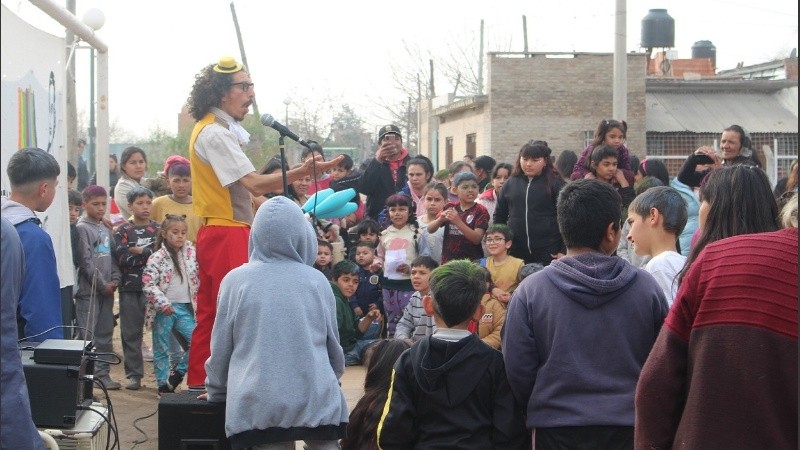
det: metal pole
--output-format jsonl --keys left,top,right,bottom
{"left": 279, "top": 135, "right": 288, "bottom": 196}
{"left": 230, "top": 2, "right": 259, "bottom": 117}
{"left": 522, "top": 15, "right": 529, "bottom": 53}
{"left": 612, "top": 0, "right": 627, "bottom": 120}
{"left": 88, "top": 48, "right": 96, "bottom": 177}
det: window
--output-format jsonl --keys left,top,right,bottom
{"left": 445, "top": 137, "right": 454, "bottom": 166}
{"left": 583, "top": 131, "right": 593, "bottom": 149}
{"left": 466, "top": 133, "right": 477, "bottom": 159}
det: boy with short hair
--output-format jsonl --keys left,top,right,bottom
{"left": 75, "top": 185, "right": 122, "bottom": 390}
{"left": 0, "top": 147, "right": 64, "bottom": 342}
{"left": 502, "top": 179, "right": 668, "bottom": 448}
{"left": 393, "top": 256, "right": 439, "bottom": 342}
{"left": 480, "top": 224, "right": 525, "bottom": 303}
{"left": 427, "top": 171, "right": 490, "bottom": 263}
{"left": 151, "top": 158, "right": 201, "bottom": 242}
{"left": 331, "top": 260, "right": 383, "bottom": 366}
{"left": 113, "top": 187, "right": 159, "bottom": 390}
{"left": 314, "top": 239, "right": 334, "bottom": 280}
{"left": 350, "top": 241, "right": 383, "bottom": 319}
{"left": 626, "top": 186, "right": 688, "bottom": 305}
{"left": 378, "top": 260, "right": 528, "bottom": 449}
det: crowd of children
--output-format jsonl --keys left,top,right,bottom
{"left": 15, "top": 116, "right": 795, "bottom": 449}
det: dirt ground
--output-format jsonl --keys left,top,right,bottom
{"left": 88, "top": 298, "right": 367, "bottom": 450}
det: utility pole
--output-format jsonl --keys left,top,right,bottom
{"left": 230, "top": 2, "right": 259, "bottom": 118}
{"left": 613, "top": 0, "right": 627, "bottom": 120}
{"left": 522, "top": 15, "right": 529, "bottom": 53}
{"left": 477, "top": 20, "right": 484, "bottom": 95}
{"left": 65, "top": 0, "right": 77, "bottom": 167}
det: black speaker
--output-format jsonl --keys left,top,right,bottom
{"left": 158, "top": 390, "right": 230, "bottom": 450}
{"left": 20, "top": 348, "right": 92, "bottom": 428}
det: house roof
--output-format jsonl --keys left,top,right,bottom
{"left": 645, "top": 79, "right": 798, "bottom": 133}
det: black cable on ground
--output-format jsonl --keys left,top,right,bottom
{"left": 129, "top": 406, "right": 159, "bottom": 450}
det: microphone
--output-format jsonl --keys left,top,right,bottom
{"left": 260, "top": 114, "right": 308, "bottom": 147}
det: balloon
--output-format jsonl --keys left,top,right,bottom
{"left": 302, "top": 188, "right": 334, "bottom": 214}
{"left": 315, "top": 202, "right": 358, "bottom": 219}
{"left": 308, "top": 188, "right": 356, "bottom": 217}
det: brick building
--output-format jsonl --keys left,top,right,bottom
{"left": 418, "top": 51, "right": 798, "bottom": 183}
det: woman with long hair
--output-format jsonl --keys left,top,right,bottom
{"left": 677, "top": 124, "right": 761, "bottom": 188}
{"left": 114, "top": 146, "right": 148, "bottom": 218}
{"left": 678, "top": 165, "right": 779, "bottom": 285}
{"left": 494, "top": 140, "right": 565, "bottom": 265}
{"left": 340, "top": 339, "right": 411, "bottom": 450}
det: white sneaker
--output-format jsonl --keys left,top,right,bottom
{"left": 142, "top": 344, "right": 154, "bottom": 362}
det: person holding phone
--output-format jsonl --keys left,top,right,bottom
{"left": 676, "top": 124, "right": 760, "bottom": 188}
{"left": 360, "top": 125, "right": 411, "bottom": 220}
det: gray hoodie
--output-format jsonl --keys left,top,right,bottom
{"left": 205, "top": 196, "right": 348, "bottom": 446}
{"left": 74, "top": 216, "right": 120, "bottom": 299}
{"left": 502, "top": 252, "right": 668, "bottom": 429}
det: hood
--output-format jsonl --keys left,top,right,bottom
{"left": 411, "top": 335, "right": 493, "bottom": 407}
{"left": 546, "top": 252, "right": 638, "bottom": 309}
{"left": 249, "top": 196, "right": 317, "bottom": 266}
{"left": 0, "top": 197, "right": 35, "bottom": 225}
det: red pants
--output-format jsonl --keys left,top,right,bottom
{"left": 187, "top": 225, "right": 250, "bottom": 387}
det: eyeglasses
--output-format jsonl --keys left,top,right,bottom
{"left": 230, "top": 81, "right": 254, "bottom": 92}
{"left": 458, "top": 183, "right": 479, "bottom": 191}
{"left": 485, "top": 237, "right": 506, "bottom": 244}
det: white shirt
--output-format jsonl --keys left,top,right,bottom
{"left": 644, "top": 250, "right": 686, "bottom": 306}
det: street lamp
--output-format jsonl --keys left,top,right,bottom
{"left": 82, "top": 8, "right": 105, "bottom": 177}
{"left": 283, "top": 96, "right": 292, "bottom": 125}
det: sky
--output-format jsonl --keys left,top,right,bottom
{"left": 3, "top": 0, "right": 797, "bottom": 139}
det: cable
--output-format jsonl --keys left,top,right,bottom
{"left": 18, "top": 325, "right": 94, "bottom": 343}
{"left": 128, "top": 407, "right": 158, "bottom": 450}
{"left": 81, "top": 405, "right": 118, "bottom": 450}
{"left": 89, "top": 378, "right": 120, "bottom": 450}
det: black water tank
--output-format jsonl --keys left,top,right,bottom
{"left": 641, "top": 9, "right": 675, "bottom": 48}
{"left": 692, "top": 40, "right": 717, "bottom": 68}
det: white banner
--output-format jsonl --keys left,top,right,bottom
{"left": 2, "top": 4, "right": 72, "bottom": 288}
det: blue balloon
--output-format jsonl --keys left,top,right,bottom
{"left": 315, "top": 202, "right": 358, "bottom": 220}
{"left": 302, "top": 188, "right": 334, "bottom": 213}
{"left": 309, "top": 188, "right": 356, "bottom": 217}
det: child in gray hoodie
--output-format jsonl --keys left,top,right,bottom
{"left": 204, "top": 196, "right": 348, "bottom": 449}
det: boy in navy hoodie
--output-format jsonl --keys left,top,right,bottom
{"left": 502, "top": 179, "right": 668, "bottom": 449}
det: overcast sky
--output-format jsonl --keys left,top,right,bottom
{"left": 3, "top": 0, "right": 797, "bottom": 139}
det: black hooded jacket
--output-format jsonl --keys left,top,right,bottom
{"left": 378, "top": 333, "right": 528, "bottom": 449}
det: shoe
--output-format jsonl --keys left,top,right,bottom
{"left": 158, "top": 384, "right": 174, "bottom": 396}
{"left": 125, "top": 378, "right": 141, "bottom": 390}
{"left": 98, "top": 377, "right": 121, "bottom": 390}
{"left": 168, "top": 371, "right": 184, "bottom": 390}
{"left": 142, "top": 344, "right": 154, "bottom": 362}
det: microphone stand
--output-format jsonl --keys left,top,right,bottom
{"left": 278, "top": 134, "right": 289, "bottom": 197}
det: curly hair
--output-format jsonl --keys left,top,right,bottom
{"left": 186, "top": 64, "right": 239, "bottom": 121}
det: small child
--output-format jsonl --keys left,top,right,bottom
{"left": 587, "top": 144, "right": 635, "bottom": 209}
{"left": 427, "top": 172, "right": 490, "bottom": 263}
{"left": 68, "top": 189, "right": 83, "bottom": 278}
{"left": 351, "top": 241, "right": 383, "bottom": 320}
{"left": 394, "top": 256, "right": 439, "bottom": 342}
{"left": 370, "top": 194, "right": 419, "bottom": 336}
{"left": 518, "top": 262, "right": 545, "bottom": 284}
{"left": 331, "top": 260, "right": 383, "bottom": 366}
{"left": 314, "top": 239, "right": 334, "bottom": 280}
{"left": 417, "top": 183, "right": 448, "bottom": 264}
{"left": 378, "top": 260, "right": 528, "bottom": 449}
{"left": 476, "top": 266, "right": 506, "bottom": 350}
{"left": 480, "top": 224, "right": 525, "bottom": 304}
{"left": 150, "top": 158, "right": 202, "bottom": 243}
{"left": 340, "top": 339, "right": 411, "bottom": 450}
{"left": 329, "top": 153, "right": 366, "bottom": 243}
{"left": 112, "top": 187, "right": 159, "bottom": 390}
{"left": 75, "top": 185, "right": 122, "bottom": 390}
{"left": 142, "top": 215, "right": 199, "bottom": 395}
{"left": 347, "top": 218, "right": 381, "bottom": 260}
{"left": 626, "top": 186, "right": 688, "bottom": 305}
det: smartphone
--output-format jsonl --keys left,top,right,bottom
{"left": 694, "top": 153, "right": 715, "bottom": 165}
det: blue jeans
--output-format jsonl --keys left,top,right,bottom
{"left": 344, "top": 322, "right": 381, "bottom": 366}
{"left": 153, "top": 303, "right": 195, "bottom": 386}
